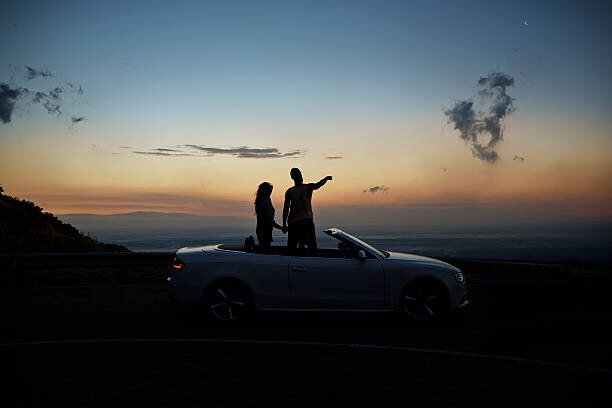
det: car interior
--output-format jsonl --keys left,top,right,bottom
{"left": 218, "top": 241, "right": 374, "bottom": 259}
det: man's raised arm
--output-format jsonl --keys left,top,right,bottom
{"left": 313, "top": 175, "right": 333, "bottom": 190}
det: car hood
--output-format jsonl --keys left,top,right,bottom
{"left": 386, "top": 251, "right": 458, "bottom": 270}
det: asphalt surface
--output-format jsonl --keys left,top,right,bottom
{"left": 2, "top": 283, "right": 612, "bottom": 406}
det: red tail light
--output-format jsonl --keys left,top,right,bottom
{"left": 171, "top": 259, "right": 185, "bottom": 270}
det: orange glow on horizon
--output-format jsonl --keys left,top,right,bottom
{"left": 2, "top": 116, "right": 611, "bottom": 223}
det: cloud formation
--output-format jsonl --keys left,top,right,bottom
{"left": 132, "top": 145, "right": 306, "bottom": 159}
{"left": 0, "top": 83, "right": 26, "bottom": 123}
{"left": 1, "top": 66, "right": 85, "bottom": 125}
{"left": 132, "top": 151, "right": 197, "bottom": 157}
{"left": 513, "top": 154, "right": 525, "bottom": 162}
{"left": 445, "top": 71, "right": 516, "bottom": 163}
{"left": 36, "top": 85, "right": 82, "bottom": 116}
{"left": 184, "top": 145, "right": 305, "bottom": 158}
{"left": 154, "top": 148, "right": 181, "bottom": 152}
{"left": 66, "top": 83, "right": 84, "bottom": 95}
{"left": 25, "top": 66, "right": 53, "bottom": 79}
{"left": 363, "top": 185, "right": 389, "bottom": 194}
{"left": 324, "top": 155, "right": 343, "bottom": 160}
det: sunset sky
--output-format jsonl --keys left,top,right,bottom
{"left": 1, "top": 0, "right": 611, "bottom": 226}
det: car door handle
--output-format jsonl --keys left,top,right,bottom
{"left": 292, "top": 266, "right": 308, "bottom": 272}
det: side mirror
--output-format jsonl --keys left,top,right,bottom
{"left": 357, "top": 250, "right": 367, "bottom": 260}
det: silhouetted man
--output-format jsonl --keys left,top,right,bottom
{"left": 283, "top": 168, "right": 332, "bottom": 253}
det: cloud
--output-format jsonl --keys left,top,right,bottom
{"left": 132, "top": 151, "right": 198, "bottom": 157}
{"left": 29, "top": 83, "right": 85, "bottom": 117}
{"left": 65, "top": 83, "right": 84, "bottom": 95}
{"left": 48, "top": 86, "right": 63, "bottom": 100}
{"left": 154, "top": 148, "right": 180, "bottom": 152}
{"left": 445, "top": 71, "right": 516, "bottom": 163}
{"left": 363, "top": 185, "right": 389, "bottom": 194}
{"left": 0, "top": 83, "right": 27, "bottom": 124}
{"left": 324, "top": 156, "right": 343, "bottom": 160}
{"left": 184, "top": 145, "right": 305, "bottom": 158}
{"left": 2, "top": 67, "right": 86, "bottom": 123}
{"left": 477, "top": 72, "right": 515, "bottom": 96}
{"left": 131, "top": 145, "right": 306, "bottom": 159}
{"left": 43, "top": 99, "right": 62, "bottom": 115}
{"left": 25, "top": 66, "right": 53, "bottom": 80}
{"left": 513, "top": 154, "right": 525, "bottom": 162}
{"left": 31, "top": 91, "right": 47, "bottom": 103}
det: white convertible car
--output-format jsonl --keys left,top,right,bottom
{"left": 167, "top": 228, "right": 469, "bottom": 321}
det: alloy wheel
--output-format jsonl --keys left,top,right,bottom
{"left": 207, "top": 282, "right": 251, "bottom": 321}
{"left": 401, "top": 282, "right": 448, "bottom": 321}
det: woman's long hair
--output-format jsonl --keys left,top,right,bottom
{"left": 254, "top": 182, "right": 273, "bottom": 212}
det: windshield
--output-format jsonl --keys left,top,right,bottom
{"left": 329, "top": 230, "right": 388, "bottom": 258}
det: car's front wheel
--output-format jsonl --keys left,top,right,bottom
{"left": 203, "top": 280, "right": 253, "bottom": 322}
{"left": 399, "top": 280, "right": 449, "bottom": 321}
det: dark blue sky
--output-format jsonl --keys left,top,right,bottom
{"left": 3, "top": 0, "right": 611, "bottom": 123}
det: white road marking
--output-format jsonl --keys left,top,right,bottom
{"left": 1, "top": 337, "right": 611, "bottom": 375}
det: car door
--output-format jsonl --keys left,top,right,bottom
{"left": 244, "top": 251, "right": 292, "bottom": 309}
{"left": 288, "top": 254, "right": 384, "bottom": 309}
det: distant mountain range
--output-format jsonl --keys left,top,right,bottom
{"left": 60, "top": 211, "right": 254, "bottom": 234}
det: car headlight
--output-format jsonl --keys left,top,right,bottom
{"left": 453, "top": 271, "right": 465, "bottom": 284}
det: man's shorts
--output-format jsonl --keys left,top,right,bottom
{"left": 287, "top": 218, "right": 317, "bottom": 251}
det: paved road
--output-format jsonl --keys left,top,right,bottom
{"left": 2, "top": 284, "right": 611, "bottom": 406}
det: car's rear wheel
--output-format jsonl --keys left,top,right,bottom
{"left": 204, "top": 280, "right": 253, "bottom": 322}
{"left": 400, "top": 280, "right": 449, "bottom": 321}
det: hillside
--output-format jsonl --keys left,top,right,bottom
{"left": 0, "top": 186, "right": 128, "bottom": 253}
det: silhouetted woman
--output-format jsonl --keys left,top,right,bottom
{"left": 254, "top": 182, "right": 284, "bottom": 249}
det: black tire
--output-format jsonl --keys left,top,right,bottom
{"left": 399, "top": 280, "right": 450, "bottom": 321}
{"left": 203, "top": 280, "right": 253, "bottom": 322}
